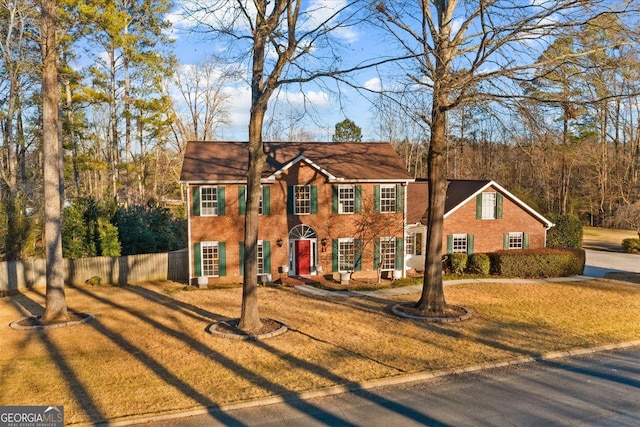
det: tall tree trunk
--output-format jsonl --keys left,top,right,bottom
{"left": 238, "top": 18, "right": 270, "bottom": 332}
{"left": 40, "top": 0, "right": 68, "bottom": 323}
{"left": 109, "top": 46, "right": 119, "bottom": 199}
{"left": 416, "top": 10, "right": 451, "bottom": 314}
{"left": 416, "top": 96, "right": 447, "bottom": 314}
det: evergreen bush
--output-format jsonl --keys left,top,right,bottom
{"left": 468, "top": 253, "right": 490, "bottom": 275}
{"left": 622, "top": 238, "right": 640, "bottom": 254}
{"left": 547, "top": 214, "right": 583, "bottom": 248}
{"left": 449, "top": 252, "right": 468, "bottom": 274}
{"left": 492, "top": 248, "right": 585, "bottom": 278}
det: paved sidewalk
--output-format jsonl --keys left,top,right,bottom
{"left": 294, "top": 275, "right": 596, "bottom": 298}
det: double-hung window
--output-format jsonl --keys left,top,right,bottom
{"left": 452, "top": 234, "right": 468, "bottom": 253}
{"left": 201, "top": 186, "right": 218, "bottom": 216}
{"left": 338, "top": 185, "right": 355, "bottom": 214}
{"left": 380, "top": 185, "right": 396, "bottom": 213}
{"left": 338, "top": 238, "right": 355, "bottom": 272}
{"left": 505, "top": 232, "right": 529, "bottom": 250}
{"left": 406, "top": 232, "right": 423, "bottom": 256}
{"left": 406, "top": 234, "right": 415, "bottom": 255}
{"left": 508, "top": 232, "right": 523, "bottom": 249}
{"left": 294, "top": 185, "right": 311, "bottom": 215}
{"left": 380, "top": 237, "right": 396, "bottom": 270}
{"left": 201, "top": 242, "right": 219, "bottom": 276}
{"left": 482, "top": 192, "right": 496, "bottom": 219}
{"left": 256, "top": 241, "right": 264, "bottom": 274}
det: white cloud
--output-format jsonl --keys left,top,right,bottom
{"left": 364, "top": 77, "right": 381, "bottom": 92}
{"left": 302, "top": 0, "right": 361, "bottom": 43}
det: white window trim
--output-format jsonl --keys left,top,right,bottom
{"left": 338, "top": 237, "right": 355, "bottom": 272}
{"left": 406, "top": 232, "right": 423, "bottom": 256}
{"left": 294, "top": 184, "right": 311, "bottom": 215}
{"left": 379, "top": 236, "right": 396, "bottom": 271}
{"left": 380, "top": 184, "right": 396, "bottom": 213}
{"left": 452, "top": 234, "right": 468, "bottom": 254}
{"left": 481, "top": 192, "right": 497, "bottom": 220}
{"left": 201, "top": 241, "right": 219, "bottom": 277}
{"left": 508, "top": 232, "right": 524, "bottom": 250}
{"left": 200, "top": 186, "right": 218, "bottom": 216}
{"left": 338, "top": 184, "right": 355, "bottom": 214}
{"left": 257, "top": 240, "right": 264, "bottom": 274}
{"left": 405, "top": 233, "right": 415, "bottom": 256}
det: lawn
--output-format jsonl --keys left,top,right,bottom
{"left": 2, "top": 278, "right": 640, "bottom": 426}
{"left": 583, "top": 226, "right": 636, "bottom": 251}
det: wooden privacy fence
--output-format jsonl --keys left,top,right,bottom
{"left": 0, "top": 250, "right": 188, "bottom": 293}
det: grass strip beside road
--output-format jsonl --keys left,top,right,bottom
{"left": 1, "top": 278, "right": 639, "bottom": 425}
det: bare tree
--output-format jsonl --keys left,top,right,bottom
{"left": 170, "top": 58, "right": 240, "bottom": 146}
{"left": 183, "top": 0, "right": 376, "bottom": 331}
{"left": 40, "top": 0, "right": 67, "bottom": 323}
{"left": 373, "top": 0, "right": 638, "bottom": 315}
{"left": 610, "top": 202, "right": 640, "bottom": 238}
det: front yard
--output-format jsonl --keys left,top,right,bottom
{"left": 2, "top": 278, "right": 640, "bottom": 425}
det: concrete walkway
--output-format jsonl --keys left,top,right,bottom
{"left": 294, "top": 275, "right": 595, "bottom": 298}
{"left": 295, "top": 249, "right": 639, "bottom": 298}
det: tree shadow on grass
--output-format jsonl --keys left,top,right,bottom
{"left": 69, "top": 284, "right": 368, "bottom": 426}
{"left": 298, "top": 289, "right": 562, "bottom": 362}
{"left": 111, "top": 284, "right": 452, "bottom": 426}
{"left": 9, "top": 292, "right": 107, "bottom": 423}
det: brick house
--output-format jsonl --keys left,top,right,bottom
{"left": 180, "top": 141, "right": 415, "bottom": 285}
{"left": 405, "top": 179, "right": 554, "bottom": 272}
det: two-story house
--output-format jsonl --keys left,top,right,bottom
{"left": 180, "top": 141, "right": 415, "bottom": 285}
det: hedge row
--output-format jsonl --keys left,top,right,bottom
{"left": 448, "top": 248, "right": 585, "bottom": 278}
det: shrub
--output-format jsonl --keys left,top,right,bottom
{"left": 449, "top": 253, "right": 468, "bottom": 274}
{"left": 547, "top": 214, "right": 583, "bottom": 248}
{"left": 468, "top": 253, "right": 490, "bottom": 275}
{"left": 492, "top": 248, "right": 585, "bottom": 278}
{"left": 85, "top": 276, "right": 102, "bottom": 286}
{"left": 622, "top": 238, "right": 640, "bottom": 254}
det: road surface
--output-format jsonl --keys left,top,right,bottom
{"left": 130, "top": 346, "right": 640, "bottom": 427}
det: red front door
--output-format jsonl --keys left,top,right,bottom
{"left": 295, "top": 240, "right": 311, "bottom": 275}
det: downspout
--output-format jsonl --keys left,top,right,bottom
{"left": 186, "top": 183, "right": 193, "bottom": 284}
{"left": 544, "top": 221, "right": 555, "bottom": 248}
{"left": 402, "top": 181, "right": 408, "bottom": 278}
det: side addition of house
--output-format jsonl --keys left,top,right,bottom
{"left": 180, "top": 141, "right": 415, "bottom": 285}
{"left": 405, "top": 179, "right": 554, "bottom": 272}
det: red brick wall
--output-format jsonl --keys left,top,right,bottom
{"left": 443, "top": 186, "right": 549, "bottom": 253}
{"left": 189, "top": 161, "right": 405, "bottom": 283}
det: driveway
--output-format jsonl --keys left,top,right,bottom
{"left": 584, "top": 249, "right": 640, "bottom": 278}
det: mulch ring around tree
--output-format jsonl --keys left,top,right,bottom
{"left": 9, "top": 312, "right": 94, "bottom": 330}
{"left": 391, "top": 303, "right": 472, "bottom": 323}
{"left": 206, "top": 318, "right": 288, "bottom": 340}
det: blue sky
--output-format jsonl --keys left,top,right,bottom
{"left": 162, "top": 0, "right": 586, "bottom": 143}
{"left": 166, "top": 1, "right": 386, "bottom": 142}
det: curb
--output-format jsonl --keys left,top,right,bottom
{"left": 97, "top": 339, "right": 640, "bottom": 427}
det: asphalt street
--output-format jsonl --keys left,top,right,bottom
{"left": 129, "top": 346, "right": 640, "bottom": 427}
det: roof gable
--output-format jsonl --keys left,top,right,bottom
{"left": 407, "top": 179, "right": 553, "bottom": 228}
{"left": 180, "top": 141, "right": 414, "bottom": 183}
